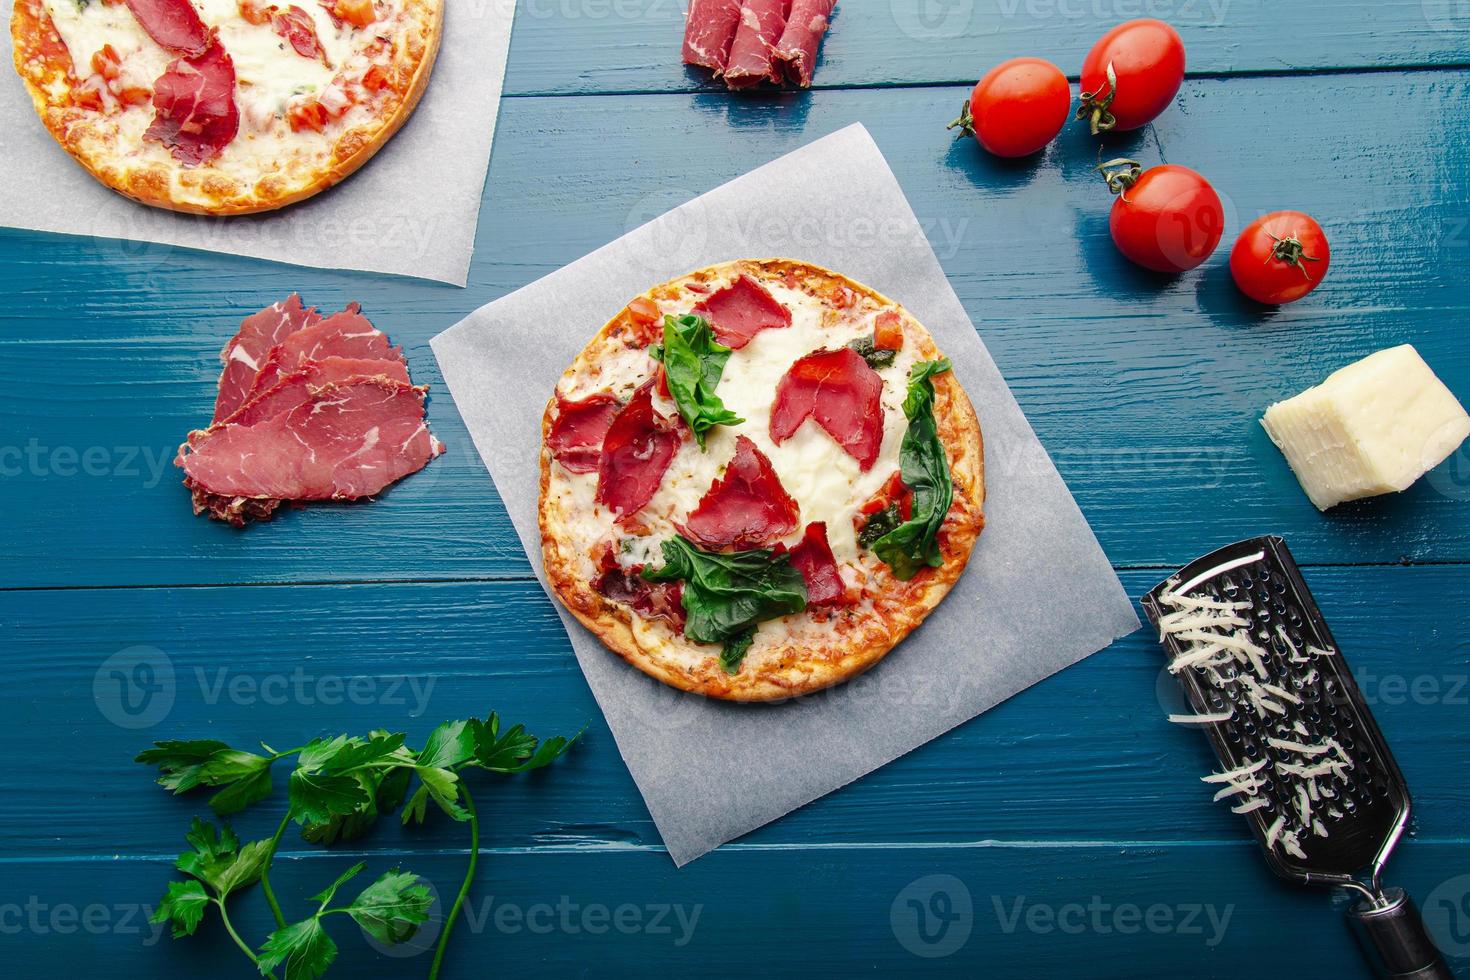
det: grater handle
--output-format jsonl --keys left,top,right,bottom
{"left": 1346, "top": 888, "right": 1453, "bottom": 979}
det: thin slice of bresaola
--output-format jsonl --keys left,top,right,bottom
{"left": 773, "top": 0, "right": 835, "bottom": 87}
{"left": 244, "top": 303, "right": 404, "bottom": 403}
{"left": 123, "top": 0, "right": 211, "bottom": 56}
{"left": 724, "top": 0, "right": 789, "bottom": 88}
{"left": 183, "top": 378, "right": 443, "bottom": 513}
{"left": 682, "top": 0, "right": 743, "bottom": 73}
{"left": 213, "top": 294, "right": 321, "bottom": 423}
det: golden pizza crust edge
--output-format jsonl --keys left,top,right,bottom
{"left": 9, "top": 0, "right": 445, "bottom": 216}
{"left": 538, "top": 258, "right": 986, "bottom": 702}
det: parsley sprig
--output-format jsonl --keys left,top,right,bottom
{"left": 139, "top": 713, "right": 579, "bottom": 979}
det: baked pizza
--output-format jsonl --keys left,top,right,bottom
{"left": 11, "top": 0, "right": 443, "bottom": 215}
{"left": 539, "top": 259, "right": 986, "bottom": 702}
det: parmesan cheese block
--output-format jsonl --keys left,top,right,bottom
{"left": 1261, "top": 345, "right": 1470, "bottom": 510}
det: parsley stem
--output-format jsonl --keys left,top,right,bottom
{"left": 258, "top": 812, "right": 291, "bottom": 930}
{"left": 428, "top": 789, "right": 478, "bottom": 980}
{"left": 214, "top": 898, "right": 277, "bottom": 980}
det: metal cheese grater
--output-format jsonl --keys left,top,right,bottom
{"left": 1140, "top": 536, "right": 1452, "bottom": 979}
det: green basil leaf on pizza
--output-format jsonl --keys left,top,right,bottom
{"left": 650, "top": 314, "right": 744, "bottom": 449}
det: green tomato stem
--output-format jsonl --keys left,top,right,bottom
{"left": 428, "top": 789, "right": 479, "bottom": 980}
{"left": 258, "top": 811, "right": 292, "bottom": 930}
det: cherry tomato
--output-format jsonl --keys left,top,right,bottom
{"left": 1230, "top": 211, "right": 1330, "bottom": 304}
{"left": 1100, "top": 161, "right": 1223, "bottom": 273}
{"left": 948, "top": 57, "right": 1070, "bottom": 158}
{"left": 1077, "top": 19, "right": 1185, "bottom": 134}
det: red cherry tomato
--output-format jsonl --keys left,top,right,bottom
{"left": 1101, "top": 161, "right": 1223, "bottom": 273}
{"left": 948, "top": 57, "right": 1070, "bottom": 158}
{"left": 1230, "top": 212, "right": 1330, "bottom": 304}
{"left": 1077, "top": 19, "right": 1185, "bottom": 133}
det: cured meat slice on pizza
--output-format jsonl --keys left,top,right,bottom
{"left": 10, "top": 0, "right": 444, "bottom": 214}
{"left": 539, "top": 259, "right": 986, "bottom": 701}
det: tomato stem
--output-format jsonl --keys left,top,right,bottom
{"left": 1095, "top": 154, "right": 1142, "bottom": 202}
{"left": 1076, "top": 61, "right": 1118, "bottom": 135}
{"left": 1266, "top": 232, "right": 1322, "bottom": 280}
{"left": 946, "top": 100, "right": 975, "bottom": 138}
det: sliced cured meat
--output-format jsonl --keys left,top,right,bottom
{"left": 272, "top": 5, "right": 327, "bottom": 62}
{"left": 187, "top": 355, "right": 410, "bottom": 456}
{"left": 770, "top": 347, "right": 884, "bottom": 471}
{"left": 245, "top": 304, "right": 403, "bottom": 402}
{"left": 696, "top": 274, "right": 791, "bottom": 349}
{"left": 681, "top": 435, "right": 799, "bottom": 551}
{"left": 595, "top": 382, "right": 682, "bottom": 519}
{"left": 548, "top": 391, "right": 622, "bottom": 475}
{"left": 213, "top": 294, "right": 321, "bottom": 424}
{"left": 776, "top": 522, "right": 849, "bottom": 606}
{"left": 145, "top": 42, "right": 240, "bottom": 166}
{"left": 682, "top": 0, "right": 743, "bottom": 73}
{"left": 773, "top": 0, "right": 836, "bottom": 87}
{"left": 182, "top": 377, "right": 443, "bottom": 507}
{"left": 724, "top": 0, "right": 788, "bottom": 88}
{"left": 596, "top": 568, "right": 686, "bottom": 631}
{"left": 123, "top": 0, "right": 211, "bottom": 56}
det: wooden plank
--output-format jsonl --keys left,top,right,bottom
{"left": 3, "top": 73, "right": 1469, "bottom": 586}
{"left": 5, "top": 841, "right": 1465, "bottom": 977}
{"left": 3, "top": 568, "right": 1465, "bottom": 858}
{"left": 497, "top": 1, "right": 1470, "bottom": 96}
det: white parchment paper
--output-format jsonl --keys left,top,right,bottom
{"left": 432, "top": 124, "right": 1140, "bottom": 866}
{"left": 0, "top": 0, "right": 515, "bottom": 286}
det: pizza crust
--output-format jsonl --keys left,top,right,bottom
{"left": 539, "top": 259, "right": 986, "bottom": 702}
{"left": 10, "top": 0, "right": 443, "bottom": 215}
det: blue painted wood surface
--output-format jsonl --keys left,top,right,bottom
{"left": 2, "top": 3, "right": 1469, "bottom": 977}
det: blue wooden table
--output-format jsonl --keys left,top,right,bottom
{"left": 4, "top": 3, "right": 1469, "bottom": 976}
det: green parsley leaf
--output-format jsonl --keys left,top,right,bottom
{"left": 174, "top": 818, "right": 270, "bottom": 898}
{"left": 136, "top": 741, "right": 276, "bottom": 817}
{"left": 872, "top": 359, "right": 955, "bottom": 580}
{"left": 848, "top": 335, "right": 898, "bottom": 370}
{"left": 642, "top": 537, "right": 807, "bottom": 664}
{"left": 471, "top": 713, "right": 580, "bottom": 773}
{"left": 413, "top": 765, "right": 467, "bottom": 821}
{"left": 416, "top": 721, "right": 477, "bottom": 770}
{"left": 136, "top": 740, "right": 233, "bottom": 793}
{"left": 310, "top": 861, "right": 366, "bottom": 909}
{"left": 650, "top": 314, "right": 744, "bottom": 449}
{"left": 288, "top": 770, "right": 371, "bottom": 826}
{"left": 151, "top": 879, "right": 210, "bottom": 939}
{"left": 296, "top": 736, "right": 353, "bottom": 772}
{"left": 258, "top": 916, "right": 337, "bottom": 980}
{"left": 346, "top": 870, "right": 433, "bottom": 945}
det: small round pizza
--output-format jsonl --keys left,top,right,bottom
{"left": 539, "top": 259, "right": 986, "bottom": 702}
{"left": 11, "top": 0, "right": 443, "bottom": 215}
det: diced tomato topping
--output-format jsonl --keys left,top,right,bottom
{"left": 91, "top": 44, "right": 121, "bottom": 80}
{"left": 73, "top": 80, "right": 106, "bottom": 111}
{"left": 332, "top": 0, "right": 376, "bottom": 27}
{"left": 627, "top": 295, "right": 660, "bottom": 325}
{"left": 873, "top": 310, "right": 905, "bottom": 351}
{"left": 859, "top": 471, "right": 912, "bottom": 521}
{"left": 116, "top": 85, "right": 152, "bottom": 106}
{"left": 360, "top": 63, "right": 389, "bottom": 92}
{"left": 830, "top": 284, "right": 857, "bottom": 309}
{"left": 239, "top": 0, "right": 274, "bottom": 24}
{"left": 288, "top": 98, "right": 328, "bottom": 132}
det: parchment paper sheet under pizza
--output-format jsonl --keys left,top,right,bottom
{"left": 432, "top": 124, "right": 1141, "bottom": 866}
{"left": 0, "top": 0, "right": 513, "bottom": 286}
